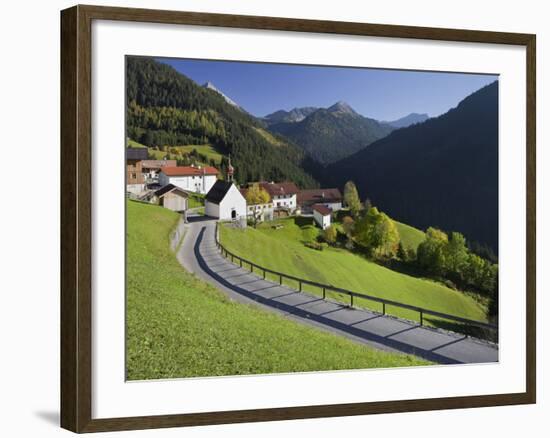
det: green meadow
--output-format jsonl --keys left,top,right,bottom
{"left": 127, "top": 138, "right": 224, "bottom": 164}
{"left": 126, "top": 201, "right": 430, "bottom": 380}
{"left": 395, "top": 221, "right": 426, "bottom": 251}
{"left": 219, "top": 217, "right": 488, "bottom": 326}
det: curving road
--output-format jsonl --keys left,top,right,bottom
{"left": 177, "top": 217, "right": 499, "bottom": 365}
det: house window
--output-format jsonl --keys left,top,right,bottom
{"left": 131, "top": 173, "right": 136, "bottom": 179}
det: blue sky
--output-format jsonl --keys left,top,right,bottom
{"left": 158, "top": 57, "right": 497, "bottom": 121}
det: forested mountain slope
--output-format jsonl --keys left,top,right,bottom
{"left": 268, "top": 101, "right": 394, "bottom": 164}
{"left": 126, "top": 57, "right": 318, "bottom": 188}
{"left": 325, "top": 82, "right": 499, "bottom": 252}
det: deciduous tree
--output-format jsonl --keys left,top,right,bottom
{"left": 245, "top": 184, "right": 270, "bottom": 228}
{"left": 343, "top": 181, "right": 362, "bottom": 218}
{"left": 417, "top": 227, "right": 448, "bottom": 275}
{"left": 353, "top": 206, "right": 400, "bottom": 258}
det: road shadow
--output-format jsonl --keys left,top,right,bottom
{"left": 193, "top": 227, "right": 481, "bottom": 365}
{"left": 187, "top": 215, "right": 216, "bottom": 223}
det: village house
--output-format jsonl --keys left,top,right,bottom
{"left": 151, "top": 184, "right": 189, "bottom": 213}
{"left": 312, "top": 204, "right": 332, "bottom": 230}
{"left": 240, "top": 187, "right": 274, "bottom": 222}
{"left": 126, "top": 147, "right": 149, "bottom": 194}
{"left": 141, "top": 159, "right": 177, "bottom": 183}
{"left": 297, "top": 188, "right": 343, "bottom": 214}
{"left": 258, "top": 182, "right": 299, "bottom": 217}
{"left": 205, "top": 180, "right": 247, "bottom": 221}
{"left": 159, "top": 164, "right": 218, "bottom": 194}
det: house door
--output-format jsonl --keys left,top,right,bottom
{"left": 231, "top": 209, "right": 236, "bottom": 220}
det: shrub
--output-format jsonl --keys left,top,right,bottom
{"left": 304, "top": 241, "right": 324, "bottom": 251}
{"left": 321, "top": 225, "right": 338, "bottom": 245}
{"left": 443, "top": 279, "right": 457, "bottom": 290}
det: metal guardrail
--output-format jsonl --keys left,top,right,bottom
{"left": 214, "top": 223, "right": 498, "bottom": 335}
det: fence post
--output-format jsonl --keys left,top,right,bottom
{"left": 382, "top": 302, "right": 386, "bottom": 315}
{"left": 299, "top": 281, "right": 302, "bottom": 292}
{"left": 420, "top": 310, "right": 423, "bottom": 326}
{"left": 350, "top": 294, "right": 354, "bottom": 308}
{"left": 240, "top": 259, "right": 242, "bottom": 268}
{"left": 322, "top": 287, "right": 326, "bottom": 299}
{"left": 263, "top": 269, "right": 266, "bottom": 280}
{"left": 279, "top": 275, "right": 282, "bottom": 285}
{"left": 250, "top": 263, "right": 253, "bottom": 273}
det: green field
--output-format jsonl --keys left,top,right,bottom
{"left": 395, "top": 221, "right": 425, "bottom": 250}
{"left": 126, "top": 201, "right": 430, "bottom": 380}
{"left": 219, "top": 217, "right": 487, "bottom": 326}
{"left": 127, "top": 139, "right": 225, "bottom": 164}
{"left": 127, "top": 138, "right": 147, "bottom": 149}
{"left": 253, "top": 127, "right": 284, "bottom": 147}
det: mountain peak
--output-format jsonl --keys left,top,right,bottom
{"left": 202, "top": 81, "right": 240, "bottom": 109}
{"left": 383, "top": 112, "right": 430, "bottom": 129}
{"left": 264, "top": 107, "right": 318, "bottom": 124}
{"left": 328, "top": 101, "right": 357, "bottom": 115}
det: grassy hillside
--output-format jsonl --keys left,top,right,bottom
{"left": 127, "top": 138, "right": 147, "bottom": 149}
{"left": 395, "top": 221, "right": 425, "bottom": 251}
{"left": 219, "top": 218, "right": 487, "bottom": 326}
{"left": 127, "top": 139, "right": 224, "bottom": 164}
{"left": 126, "top": 201, "right": 429, "bottom": 380}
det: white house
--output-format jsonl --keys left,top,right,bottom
{"left": 312, "top": 204, "right": 332, "bottom": 230}
{"left": 159, "top": 165, "right": 218, "bottom": 194}
{"left": 259, "top": 182, "right": 299, "bottom": 216}
{"left": 205, "top": 180, "right": 247, "bottom": 221}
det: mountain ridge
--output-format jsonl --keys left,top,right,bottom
{"left": 383, "top": 112, "right": 430, "bottom": 129}
{"left": 202, "top": 81, "right": 242, "bottom": 109}
{"left": 267, "top": 102, "right": 394, "bottom": 164}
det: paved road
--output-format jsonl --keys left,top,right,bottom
{"left": 177, "top": 218, "right": 498, "bottom": 365}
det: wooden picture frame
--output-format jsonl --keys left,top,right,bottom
{"left": 60, "top": 4, "right": 536, "bottom": 433}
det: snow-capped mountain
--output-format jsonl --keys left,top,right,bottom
{"left": 203, "top": 81, "right": 242, "bottom": 110}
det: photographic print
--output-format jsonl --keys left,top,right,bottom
{"left": 125, "top": 56, "right": 499, "bottom": 381}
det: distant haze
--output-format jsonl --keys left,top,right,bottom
{"left": 158, "top": 57, "right": 498, "bottom": 121}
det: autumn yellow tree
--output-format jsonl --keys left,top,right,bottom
{"left": 245, "top": 184, "right": 271, "bottom": 227}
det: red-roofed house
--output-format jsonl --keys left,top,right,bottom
{"left": 159, "top": 165, "right": 219, "bottom": 194}
{"left": 312, "top": 204, "right": 333, "bottom": 229}
{"left": 297, "top": 188, "right": 342, "bottom": 213}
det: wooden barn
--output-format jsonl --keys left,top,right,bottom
{"left": 153, "top": 184, "right": 189, "bottom": 212}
